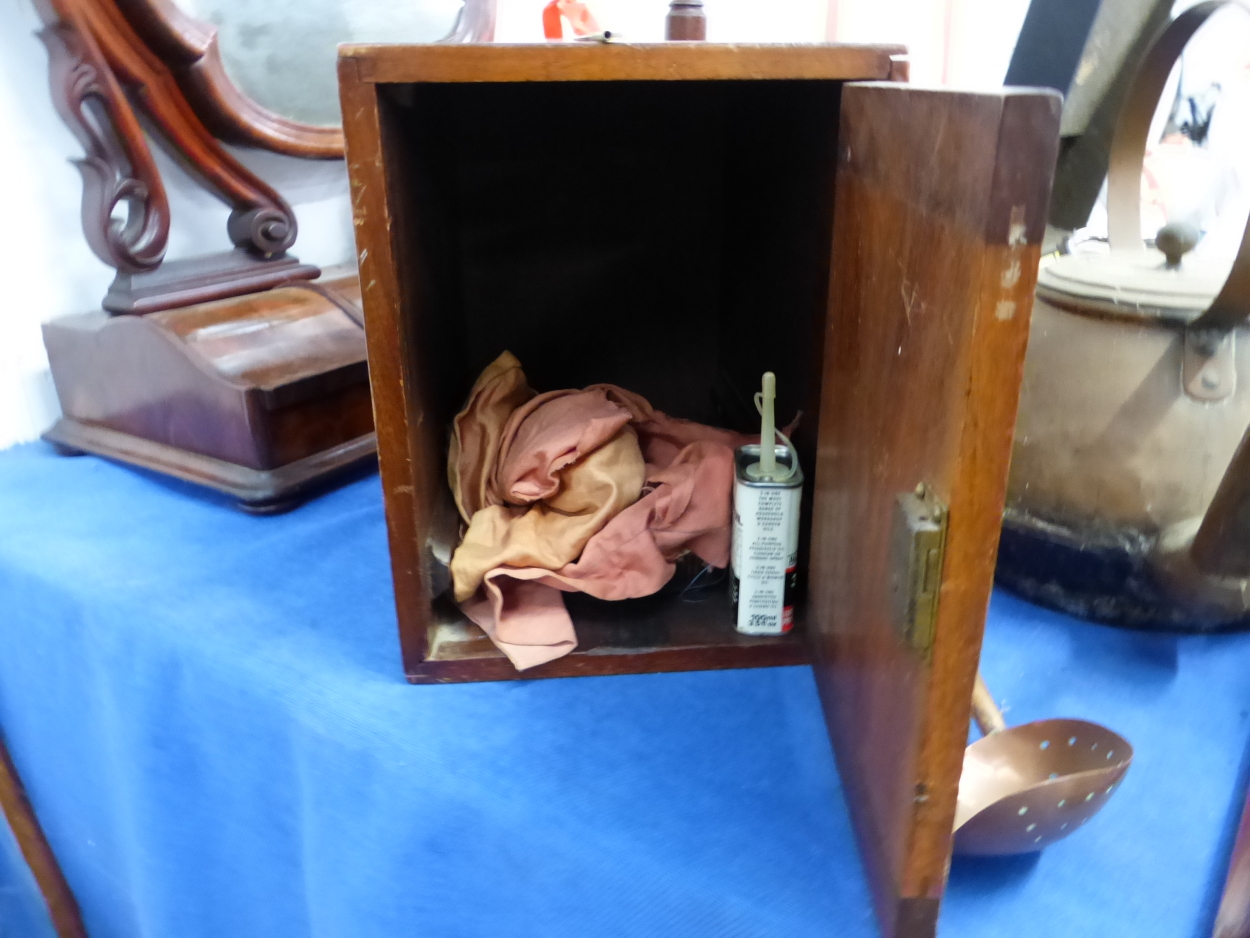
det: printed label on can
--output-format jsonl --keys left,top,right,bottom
{"left": 732, "top": 478, "right": 801, "bottom": 635}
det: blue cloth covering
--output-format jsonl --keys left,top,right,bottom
{"left": 0, "top": 441, "right": 1247, "bottom": 937}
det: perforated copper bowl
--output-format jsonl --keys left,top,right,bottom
{"left": 953, "top": 677, "right": 1133, "bottom": 856}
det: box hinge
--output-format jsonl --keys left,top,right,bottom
{"left": 889, "top": 484, "right": 948, "bottom": 661}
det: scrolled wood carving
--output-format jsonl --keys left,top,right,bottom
{"left": 111, "top": 0, "right": 498, "bottom": 160}
{"left": 113, "top": 0, "right": 344, "bottom": 159}
{"left": 226, "top": 205, "right": 294, "bottom": 256}
{"left": 36, "top": 0, "right": 499, "bottom": 272}
{"left": 80, "top": 0, "right": 299, "bottom": 255}
{"left": 35, "top": 0, "right": 169, "bottom": 272}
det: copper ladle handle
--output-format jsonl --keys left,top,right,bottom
{"left": 971, "top": 672, "right": 1007, "bottom": 737}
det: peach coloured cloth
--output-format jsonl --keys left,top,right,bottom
{"left": 447, "top": 353, "right": 743, "bottom": 670}
{"left": 448, "top": 351, "right": 535, "bottom": 523}
{"left": 450, "top": 426, "right": 646, "bottom": 603}
{"left": 461, "top": 439, "right": 736, "bottom": 665}
{"left": 585, "top": 384, "right": 745, "bottom": 468}
{"left": 494, "top": 388, "right": 637, "bottom": 506}
{"left": 450, "top": 382, "right": 648, "bottom": 601}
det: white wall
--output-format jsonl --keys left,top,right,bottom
{"left": 829, "top": 0, "right": 1028, "bottom": 87}
{"left": 0, "top": 0, "right": 109, "bottom": 447}
{"left": 0, "top": 0, "right": 1026, "bottom": 450}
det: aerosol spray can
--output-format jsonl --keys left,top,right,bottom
{"left": 731, "top": 372, "right": 804, "bottom": 635}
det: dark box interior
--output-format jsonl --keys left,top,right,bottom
{"left": 379, "top": 78, "right": 847, "bottom": 669}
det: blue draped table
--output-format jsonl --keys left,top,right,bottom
{"left": 0, "top": 441, "right": 1247, "bottom": 938}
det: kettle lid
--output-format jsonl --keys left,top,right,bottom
{"left": 1036, "top": 241, "right": 1234, "bottom": 323}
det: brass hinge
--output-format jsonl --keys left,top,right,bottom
{"left": 889, "top": 484, "right": 948, "bottom": 660}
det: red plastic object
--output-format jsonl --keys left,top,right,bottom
{"left": 542, "top": 0, "right": 600, "bottom": 40}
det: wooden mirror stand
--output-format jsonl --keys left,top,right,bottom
{"left": 30, "top": 0, "right": 492, "bottom": 510}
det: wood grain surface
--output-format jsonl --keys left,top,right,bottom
{"left": 808, "top": 83, "right": 1060, "bottom": 938}
{"left": 339, "top": 45, "right": 1059, "bottom": 936}
{"left": 338, "top": 47, "right": 879, "bottom": 682}
{"left": 339, "top": 56, "right": 435, "bottom": 674}
{"left": 43, "top": 273, "right": 375, "bottom": 509}
{"left": 341, "top": 41, "right": 905, "bottom": 85}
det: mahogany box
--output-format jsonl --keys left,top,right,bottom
{"left": 338, "top": 42, "right": 1060, "bottom": 938}
{"left": 42, "top": 272, "right": 375, "bottom": 512}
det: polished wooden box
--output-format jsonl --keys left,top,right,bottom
{"left": 42, "top": 272, "right": 375, "bottom": 512}
{"left": 338, "top": 43, "right": 1059, "bottom": 937}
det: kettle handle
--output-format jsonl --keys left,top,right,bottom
{"left": 1106, "top": 0, "right": 1250, "bottom": 331}
{"left": 1193, "top": 424, "right": 1250, "bottom": 576}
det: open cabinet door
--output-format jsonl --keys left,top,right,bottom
{"left": 810, "top": 83, "right": 1061, "bottom": 938}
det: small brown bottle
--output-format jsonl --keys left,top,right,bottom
{"left": 665, "top": 0, "right": 706, "bottom": 40}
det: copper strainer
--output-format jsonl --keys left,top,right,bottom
{"left": 952, "top": 674, "right": 1133, "bottom": 856}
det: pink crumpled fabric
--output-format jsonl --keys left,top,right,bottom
{"left": 447, "top": 353, "right": 743, "bottom": 670}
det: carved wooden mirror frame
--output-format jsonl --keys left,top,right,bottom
{"left": 33, "top": 0, "right": 495, "bottom": 311}
{"left": 111, "top": 0, "right": 497, "bottom": 157}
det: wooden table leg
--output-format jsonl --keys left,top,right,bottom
{"left": 0, "top": 732, "right": 88, "bottom": 938}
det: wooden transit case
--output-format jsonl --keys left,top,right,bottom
{"left": 338, "top": 42, "right": 1060, "bottom": 938}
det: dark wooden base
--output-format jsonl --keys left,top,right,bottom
{"left": 103, "top": 249, "right": 319, "bottom": 315}
{"left": 44, "top": 272, "right": 374, "bottom": 513}
{"left": 408, "top": 591, "right": 809, "bottom": 683}
{"left": 997, "top": 508, "right": 1250, "bottom": 631}
{"left": 44, "top": 419, "right": 376, "bottom": 512}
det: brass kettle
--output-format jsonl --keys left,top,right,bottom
{"left": 999, "top": 0, "right": 1250, "bottom": 629}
